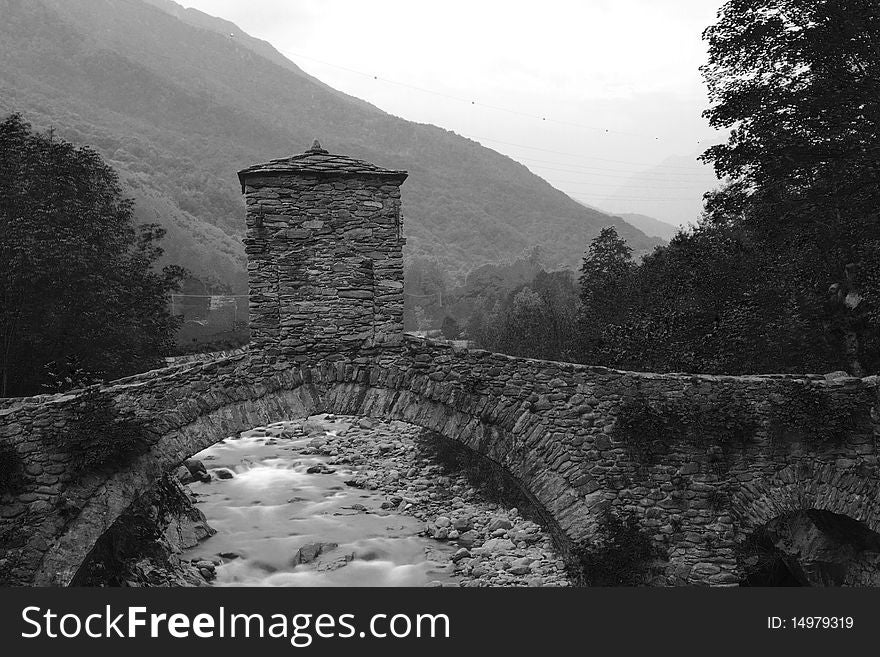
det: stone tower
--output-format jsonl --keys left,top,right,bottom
{"left": 238, "top": 141, "right": 407, "bottom": 360}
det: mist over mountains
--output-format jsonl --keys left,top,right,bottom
{"left": 598, "top": 151, "right": 721, "bottom": 228}
{"left": 0, "top": 0, "right": 660, "bottom": 290}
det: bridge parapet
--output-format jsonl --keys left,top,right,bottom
{"left": 3, "top": 145, "right": 880, "bottom": 586}
{"left": 1, "top": 341, "right": 878, "bottom": 586}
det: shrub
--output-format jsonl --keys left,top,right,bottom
{"left": 612, "top": 391, "right": 757, "bottom": 468}
{"left": 611, "top": 396, "right": 675, "bottom": 464}
{"left": 0, "top": 443, "right": 22, "bottom": 494}
{"left": 768, "top": 382, "right": 869, "bottom": 445}
{"left": 571, "top": 509, "right": 664, "bottom": 586}
{"left": 60, "top": 388, "right": 150, "bottom": 475}
{"left": 707, "top": 488, "right": 728, "bottom": 511}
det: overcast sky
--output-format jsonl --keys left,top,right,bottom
{"left": 181, "top": 0, "right": 728, "bottom": 224}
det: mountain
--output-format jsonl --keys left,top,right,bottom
{"left": 615, "top": 213, "right": 680, "bottom": 241}
{"left": 0, "top": 0, "right": 659, "bottom": 289}
{"left": 596, "top": 151, "right": 722, "bottom": 228}
{"left": 576, "top": 200, "right": 681, "bottom": 242}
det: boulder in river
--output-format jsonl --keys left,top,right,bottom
{"left": 292, "top": 542, "right": 339, "bottom": 566}
{"left": 183, "top": 459, "right": 211, "bottom": 483}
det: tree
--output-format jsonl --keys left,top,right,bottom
{"left": 403, "top": 257, "right": 447, "bottom": 330}
{"left": 440, "top": 315, "right": 461, "bottom": 340}
{"left": 530, "top": 270, "right": 579, "bottom": 361}
{"left": 700, "top": 0, "right": 880, "bottom": 375}
{"left": 578, "top": 227, "right": 634, "bottom": 315}
{"left": 0, "top": 114, "right": 186, "bottom": 396}
{"left": 702, "top": 0, "right": 880, "bottom": 203}
{"left": 577, "top": 227, "right": 635, "bottom": 362}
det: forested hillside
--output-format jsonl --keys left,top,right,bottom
{"left": 0, "top": 0, "right": 658, "bottom": 289}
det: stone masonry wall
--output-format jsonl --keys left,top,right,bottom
{"left": 1, "top": 340, "right": 878, "bottom": 586}
{"left": 3, "top": 148, "right": 879, "bottom": 587}
{"left": 243, "top": 173, "right": 405, "bottom": 361}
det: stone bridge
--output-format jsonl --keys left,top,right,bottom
{"left": 1, "top": 142, "right": 879, "bottom": 587}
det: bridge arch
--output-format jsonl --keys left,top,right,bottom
{"left": 4, "top": 144, "right": 880, "bottom": 587}
{"left": 730, "top": 462, "right": 880, "bottom": 536}
{"left": 729, "top": 463, "right": 880, "bottom": 586}
{"left": 34, "top": 376, "right": 584, "bottom": 586}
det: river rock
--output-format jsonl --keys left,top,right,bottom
{"left": 487, "top": 518, "right": 513, "bottom": 532}
{"left": 183, "top": 459, "right": 211, "bottom": 483}
{"left": 480, "top": 538, "right": 516, "bottom": 553}
{"left": 292, "top": 542, "right": 338, "bottom": 566}
{"left": 452, "top": 548, "right": 471, "bottom": 563}
{"left": 457, "top": 530, "right": 479, "bottom": 548}
{"left": 453, "top": 517, "right": 472, "bottom": 531}
{"left": 174, "top": 465, "right": 192, "bottom": 484}
{"left": 508, "top": 557, "right": 533, "bottom": 575}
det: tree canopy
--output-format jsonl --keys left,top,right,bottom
{"left": 466, "top": 1, "right": 880, "bottom": 377}
{"left": 698, "top": 0, "right": 880, "bottom": 375}
{"left": 701, "top": 0, "right": 880, "bottom": 200}
{"left": 0, "top": 114, "right": 185, "bottom": 396}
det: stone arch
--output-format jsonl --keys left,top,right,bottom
{"left": 729, "top": 463, "right": 880, "bottom": 585}
{"left": 34, "top": 379, "right": 589, "bottom": 586}
{"left": 730, "top": 462, "right": 880, "bottom": 537}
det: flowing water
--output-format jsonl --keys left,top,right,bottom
{"left": 182, "top": 418, "right": 460, "bottom": 587}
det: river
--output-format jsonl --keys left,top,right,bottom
{"left": 181, "top": 419, "right": 461, "bottom": 586}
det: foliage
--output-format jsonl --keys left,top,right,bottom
{"left": 767, "top": 382, "right": 869, "bottom": 444}
{"left": 0, "top": 114, "right": 186, "bottom": 396}
{"left": 71, "top": 474, "right": 194, "bottom": 586}
{"left": 611, "top": 397, "right": 673, "bottom": 464}
{"left": 403, "top": 257, "right": 448, "bottom": 331}
{"left": 701, "top": 0, "right": 880, "bottom": 203}
{"left": 564, "top": 1, "right": 880, "bottom": 377}
{"left": 578, "top": 226, "right": 634, "bottom": 320}
{"left": 59, "top": 388, "right": 151, "bottom": 475}
{"left": 440, "top": 315, "right": 461, "bottom": 340}
{"left": 571, "top": 509, "right": 663, "bottom": 586}
{"left": 698, "top": 0, "right": 880, "bottom": 375}
{"left": 611, "top": 391, "right": 757, "bottom": 467}
{"left": 0, "top": 443, "right": 22, "bottom": 495}
{"left": 467, "top": 268, "right": 580, "bottom": 361}
{"left": 707, "top": 488, "right": 729, "bottom": 512}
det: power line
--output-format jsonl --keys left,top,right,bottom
{"left": 530, "top": 169, "right": 715, "bottom": 189}
{"left": 572, "top": 194, "right": 703, "bottom": 202}
{"left": 280, "top": 48, "right": 719, "bottom": 150}
{"left": 464, "top": 135, "right": 711, "bottom": 170}
{"left": 548, "top": 179, "right": 711, "bottom": 191}
{"left": 514, "top": 155, "right": 715, "bottom": 178}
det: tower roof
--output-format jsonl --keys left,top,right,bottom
{"left": 237, "top": 140, "right": 408, "bottom": 192}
